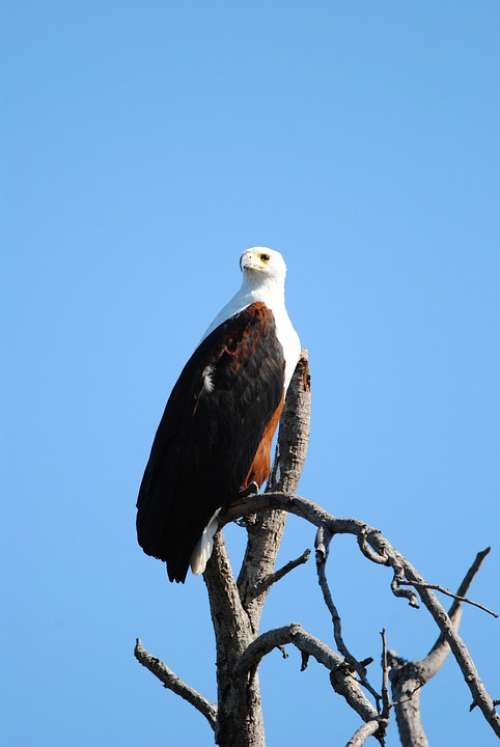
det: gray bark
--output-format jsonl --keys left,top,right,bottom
{"left": 204, "top": 533, "right": 263, "bottom": 746}
{"left": 346, "top": 720, "right": 384, "bottom": 747}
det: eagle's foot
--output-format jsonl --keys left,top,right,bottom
{"left": 238, "top": 481, "right": 259, "bottom": 499}
{"left": 234, "top": 482, "right": 259, "bottom": 527}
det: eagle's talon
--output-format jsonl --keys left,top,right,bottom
{"left": 238, "top": 481, "right": 259, "bottom": 499}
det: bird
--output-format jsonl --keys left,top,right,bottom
{"left": 136, "top": 247, "right": 301, "bottom": 582}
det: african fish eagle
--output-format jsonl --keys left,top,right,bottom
{"left": 136, "top": 247, "right": 301, "bottom": 582}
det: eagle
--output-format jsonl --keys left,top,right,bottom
{"left": 136, "top": 247, "right": 301, "bottom": 582}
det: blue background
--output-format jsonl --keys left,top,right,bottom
{"left": 3, "top": 2, "right": 499, "bottom": 745}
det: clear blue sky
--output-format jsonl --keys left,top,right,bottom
{"left": 2, "top": 2, "right": 499, "bottom": 745}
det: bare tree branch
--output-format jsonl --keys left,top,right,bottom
{"left": 315, "top": 528, "right": 352, "bottom": 660}
{"left": 249, "top": 548, "right": 311, "bottom": 599}
{"left": 345, "top": 720, "right": 384, "bottom": 747}
{"left": 234, "top": 623, "right": 343, "bottom": 675}
{"left": 330, "top": 668, "right": 381, "bottom": 728}
{"left": 234, "top": 622, "right": 380, "bottom": 725}
{"left": 420, "top": 548, "right": 492, "bottom": 678}
{"left": 410, "top": 582, "right": 499, "bottom": 735}
{"left": 357, "top": 527, "right": 388, "bottom": 565}
{"left": 398, "top": 579, "right": 497, "bottom": 619}
{"left": 315, "top": 526, "right": 380, "bottom": 704}
{"left": 391, "top": 572, "right": 419, "bottom": 608}
{"left": 389, "top": 547, "right": 494, "bottom": 747}
{"left": 223, "top": 493, "right": 500, "bottom": 738}
{"left": 134, "top": 639, "right": 217, "bottom": 730}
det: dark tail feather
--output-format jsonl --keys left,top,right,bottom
{"left": 166, "top": 554, "right": 190, "bottom": 583}
{"left": 137, "top": 506, "right": 196, "bottom": 583}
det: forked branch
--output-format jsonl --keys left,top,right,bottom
{"left": 234, "top": 623, "right": 379, "bottom": 725}
{"left": 249, "top": 548, "right": 311, "bottom": 600}
{"left": 315, "top": 526, "right": 380, "bottom": 704}
{"left": 389, "top": 548, "right": 493, "bottom": 746}
{"left": 345, "top": 720, "right": 383, "bottom": 747}
{"left": 398, "top": 579, "right": 497, "bottom": 619}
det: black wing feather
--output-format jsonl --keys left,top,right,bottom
{"left": 136, "top": 302, "right": 285, "bottom": 582}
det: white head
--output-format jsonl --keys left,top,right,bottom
{"left": 203, "top": 247, "right": 291, "bottom": 341}
{"left": 239, "top": 247, "right": 287, "bottom": 289}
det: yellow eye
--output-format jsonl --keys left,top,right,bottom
{"left": 260, "top": 253, "right": 270, "bottom": 262}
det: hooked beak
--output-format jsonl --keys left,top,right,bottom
{"left": 240, "top": 251, "right": 260, "bottom": 272}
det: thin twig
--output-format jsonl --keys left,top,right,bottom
{"left": 249, "top": 548, "right": 311, "bottom": 599}
{"left": 443, "top": 548, "right": 491, "bottom": 619}
{"left": 398, "top": 580, "right": 498, "bottom": 619}
{"left": 315, "top": 527, "right": 381, "bottom": 705}
{"left": 134, "top": 639, "right": 217, "bottom": 730}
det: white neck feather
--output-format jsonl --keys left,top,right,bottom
{"left": 204, "top": 272, "right": 284, "bottom": 339}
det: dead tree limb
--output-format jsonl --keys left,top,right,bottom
{"left": 315, "top": 526, "right": 380, "bottom": 704}
{"left": 134, "top": 639, "right": 217, "bottom": 730}
{"left": 249, "top": 548, "right": 311, "bottom": 600}
{"left": 234, "top": 623, "right": 379, "bottom": 725}
{"left": 397, "top": 579, "right": 497, "bottom": 618}
{"left": 419, "top": 548, "right": 492, "bottom": 676}
{"left": 389, "top": 547, "right": 493, "bottom": 747}
{"left": 345, "top": 720, "right": 383, "bottom": 747}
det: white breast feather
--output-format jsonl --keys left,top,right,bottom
{"left": 202, "top": 365, "right": 215, "bottom": 393}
